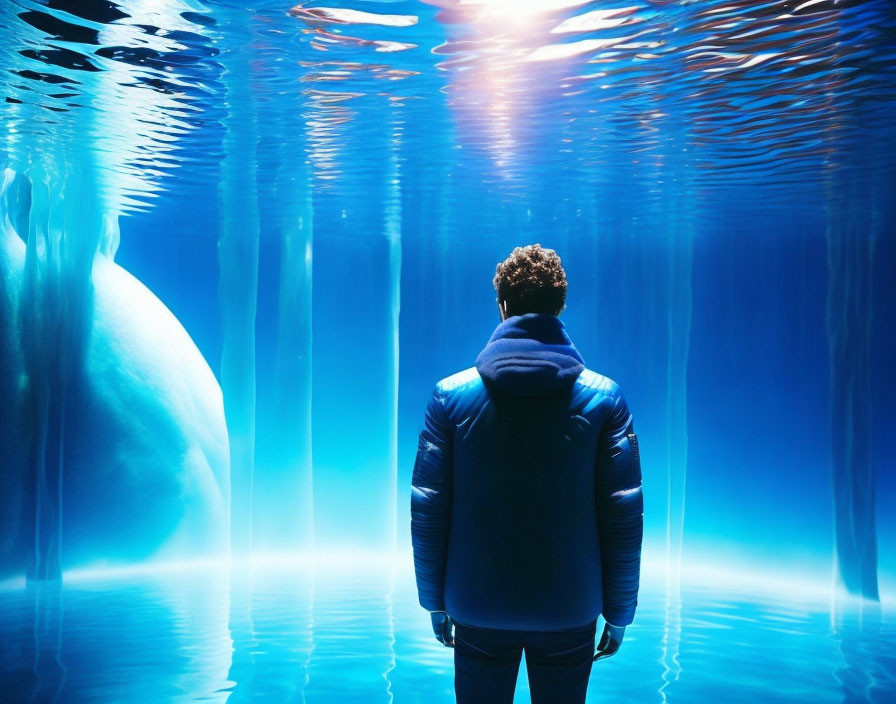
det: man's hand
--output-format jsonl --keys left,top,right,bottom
{"left": 594, "top": 622, "right": 625, "bottom": 661}
{"left": 430, "top": 611, "right": 455, "bottom": 647}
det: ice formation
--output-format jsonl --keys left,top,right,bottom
{"left": 826, "top": 197, "right": 879, "bottom": 601}
{"left": 664, "top": 231, "right": 693, "bottom": 593}
{"left": 217, "top": 18, "right": 260, "bottom": 558}
{"left": 0, "top": 169, "right": 229, "bottom": 578}
{"left": 265, "top": 145, "right": 314, "bottom": 553}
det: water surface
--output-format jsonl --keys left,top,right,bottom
{"left": 1, "top": 564, "right": 893, "bottom": 703}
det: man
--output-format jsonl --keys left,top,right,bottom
{"left": 410, "top": 244, "right": 643, "bottom": 704}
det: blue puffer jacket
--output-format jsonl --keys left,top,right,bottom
{"left": 411, "top": 313, "right": 643, "bottom": 631}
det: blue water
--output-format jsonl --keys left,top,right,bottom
{"left": 1, "top": 0, "right": 896, "bottom": 701}
{"left": 2, "top": 563, "right": 894, "bottom": 703}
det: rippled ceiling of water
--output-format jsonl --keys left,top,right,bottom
{"left": 1, "top": 0, "right": 894, "bottom": 218}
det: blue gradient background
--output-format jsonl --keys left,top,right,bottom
{"left": 117, "top": 187, "right": 896, "bottom": 585}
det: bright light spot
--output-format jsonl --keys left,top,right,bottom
{"left": 456, "top": 0, "right": 589, "bottom": 25}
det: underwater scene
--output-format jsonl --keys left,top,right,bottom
{"left": 0, "top": 0, "right": 895, "bottom": 702}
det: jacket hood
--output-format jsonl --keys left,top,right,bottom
{"left": 475, "top": 313, "right": 585, "bottom": 396}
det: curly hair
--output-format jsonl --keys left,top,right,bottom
{"left": 493, "top": 244, "right": 567, "bottom": 317}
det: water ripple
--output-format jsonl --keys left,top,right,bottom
{"left": 0, "top": 0, "right": 893, "bottom": 220}
{"left": 1, "top": 568, "right": 893, "bottom": 702}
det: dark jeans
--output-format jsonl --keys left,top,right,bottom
{"left": 453, "top": 620, "right": 596, "bottom": 704}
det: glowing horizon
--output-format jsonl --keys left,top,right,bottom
{"left": 4, "top": 549, "right": 893, "bottom": 613}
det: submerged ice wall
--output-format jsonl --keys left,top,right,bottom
{"left": 0, "top": 166, "right": 231, "bottom": 578}
{"left": 0, "top": 0, "right": 230, "bottom": 578}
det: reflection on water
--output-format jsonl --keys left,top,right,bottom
{"left": 659, "top": 589, "right": 681, "bottom": 703}
{"left": 0, "top": 564, "right": 893, "bottom": 703}
{"left": 831, "top": 596, "right": 895, "bottom": 703}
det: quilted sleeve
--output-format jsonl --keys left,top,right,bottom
{"left": 595, "top": 387, "right": 644, "bottom": 627}
{"left": 410, "top": 384, "right": 454, "bottom": 612}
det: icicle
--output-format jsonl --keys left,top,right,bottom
{"left": 218, "top": 16, "right": 261, "bottom": 559}
{"left": 18, "top": 160, "right": 103, "bottom": 581}
{"left": 271, "top": 145, "right": 315, "bottom": 554}
{"left": 0, "top": 169, "right": 30, "bottom": 575}
{"left": 664, "top": 218, "right": 693, "bottom": 595}
{"left": 385, "top": 117, "right": 402, "bottom": 557}
{"left": 826, "top": 183, "right": 879, "bottom": 601}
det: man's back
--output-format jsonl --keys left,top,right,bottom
{"left": 432, "top": 363, "right": 627, "bottom": 631}
{"left": 410, "top": 245, "right": 643, "bottom": 704}
{"left": 411, "top": 313, "right": 642, "bottom": 631}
